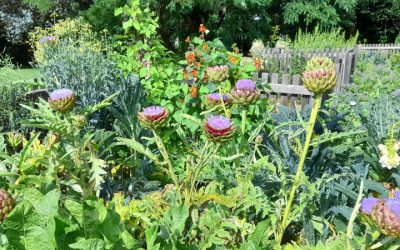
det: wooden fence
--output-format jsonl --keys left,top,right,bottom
{"left": 254, "top": 43, "right": 399, "bottom": 108}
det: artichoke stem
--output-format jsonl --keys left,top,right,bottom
{"left": 218, "top": 86, "right": 229, "bottom": 117}
{"left": 277, "top": 93, "right": 322, "bottom": 244}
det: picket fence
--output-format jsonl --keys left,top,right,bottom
{"left": 254, "top": 43, "right": 400, "bottom": 108}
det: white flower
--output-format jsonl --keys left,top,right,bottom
{"left": 379, "top": 142, "right": 400, "bottom": 169}
{"left": 350, "top": 101, "right": 357, "bottom": 106}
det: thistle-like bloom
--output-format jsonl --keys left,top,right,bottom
{"left": 302, "top": 67, "right": 337, "bottom": 94}
{"left": 360, "top": 197, "right": 379, "bottom": 215}
{"left": 205, "top": 93, "right": 230, "bottom": 105}
{"left": 207, "top": 65, "right": 229, "bottom": 83}
{"left": 39, "top": 36, "right": 57, "bottom": 44}
{"left": 204, "top": 115, "right": 234, "bottom": 142}
{"left": 372, "top": 199, "right": 400, "bottom": 236}
{"left": 48, "top": 89, "right": 76, "bottom": 113}
{"left": 378, "top": 141, "right": 400, "bottom": 169}
{"left": 138, "top": 106, "right": 169, "bottom": 129}
{"left": 230, "top": 79, "right": 260, "bottom": 105}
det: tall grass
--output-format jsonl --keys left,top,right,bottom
{"left": 292, "top": 26, "right": 359, "bottom": 49}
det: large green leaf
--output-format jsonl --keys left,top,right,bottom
{"left": 69, "top": 238, "right": 105, "bottom": 250}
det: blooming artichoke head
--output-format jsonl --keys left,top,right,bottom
{"left": 230, "top": 79, "right": 260, "bottom": 105}
{"left": 0, "top": 189, "right": 14, "bottom": 221}
{"left": 204, "top": 115, "right": 234, "bottom": 142}
{"left": 372, "top": 199, "right": 400, "bottom": 236}
{"left": 360, "top": 197, "right": 379, "bottom": 215}
{"left": 138, "top": 106, "right": 169, "bottom": 129}
{"left": 305, "top": 56, "right": 334, "bottom": 71}
{"left": 302, "top": 67, "right": 337, "bottom": 94}
{"left": 205, "top": 93, "right": 230, "bottom": 111}
{"left": 207, "top": 65, "right": 229, "bottom": 83}
{"left": 48, "top": 89, "right": 76, "bottom": 113}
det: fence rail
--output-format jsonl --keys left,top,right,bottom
{"left": 254, "top": 43, "right": 399, "bottom": 109}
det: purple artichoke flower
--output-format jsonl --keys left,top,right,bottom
{"left": 48, "top": 89, "right": 76, "bottom": 113}
{"left": 395, "top": 190, "right": 400, "bottom": 200}
{"left": 230, "top": 79, "right": 260, "bottom": 105}
{"left": 204, "top": 115, "right": 233, "bottom": 142}
{"left": 138, "top": 106, "right": 169, "bottom": 129}
{"left": 205, "top": 93, "right": 230, "bottom": 110}
{"left": 360, "top": 197, "right": 379, "bottom": 215}
{"left": 372, "top": 198, "right": 400, "bottom": 236}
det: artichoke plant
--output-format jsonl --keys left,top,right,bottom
{"left": 138, "top": 106, "right": 169, "bottom": 130}
{"left": 302, "top": 66, "right": 337, "bottom": 94}
{"left": 207, "top": 65, "right": 229, "bottom": 83}
{"left": 204, "top": 115, "right": 234, "bottom": 142}
{"left": 48, "top": 89, "right": 76, "bottom": 113}
{"left": 372, "top": 199, "right": 400, "bottom": 236}
{"left": 0, "top": 189, "right": 14, "bottom": 221}
{"left": 230, "top": 79, "right": 260, "bottom": 105}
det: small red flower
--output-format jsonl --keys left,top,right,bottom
{"left": 185, "top": 36, "right": 190, "bottom": 43}
{"left": 184, "top": 71, "right": 189, "bottom": 80}
{"left": 191, "top": 69, "right": 198, "bottom": 78}
{"left": 202, "top": 43, "right": 209, "bottom": 51}
{"left": 199, "top": 24, "right": 206, "bottom": 33}
{"left": 186, "top": 52, "right": 196, "bottom": 65}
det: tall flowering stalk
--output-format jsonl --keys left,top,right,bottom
{"left": 277, "top": 57, "right": 337, "bottom": 244}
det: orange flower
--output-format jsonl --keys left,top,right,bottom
{"left": 196, "top": 62, "right": 201, "bottom": 68}
{"left": 184, "top": 71, "right": 189, "bottom": 80}
{"left": 202, "top": 43, "right": 209, "bottom": 51}
{"left": 185, "top": 36, "right": 190, "bottom": 43}
{"left": 186, "top": 52, "right": 196, "bottom": 64}
{"left": 228, "top": 56, "right": 238, "bottom": 64}
{"left": 253, "top": 57, "right": 263, "bottom": 70}
{"left": 191, "top": 69, "right": 198, "bottom": 78}
{"left": 190, "top": 85, "right": 197, "bottom": 97}
{"left": 203, "top": 72, "right": 208, "bottom": 83}
{"left": 199, "top": 24, "right": 206, "bottom": 33}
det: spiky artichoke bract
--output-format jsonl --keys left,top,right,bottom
{"left": 138, "top": 106, "right": 169, "bottom": 130}
{"left": 372, "top": 199, "right": 400, "bottom": 236}
{"left": 204, "top": 115, "right": 233, "bottom": 142}
{"left": 0, "top": 189, "right": 14, "bottom": 221}
{"left": 48, "top": 89, "right": 76, "bottom": 113}
{"left": 305, "top": 56, "right": 334, "bottom": 71}
{"left": 302, "top": 65, "right": 337, "bottom": 94}
{"left": 207, "top": 65, "right": 229, "bottom": 83}
{"left": 230, "top": 79, "right": 260, "bottom": 105}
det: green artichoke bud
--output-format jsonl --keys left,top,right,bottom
{"left": 0, "top": 189, "right": 14, "bottom": 221}
{"left": 6, "top": 132, "right": 23, "bottom": 150}
{"left": 230, "top": 79, "right": 260, "bottom": 105}
{"left": 372, "top": 199, "right": 400, "bottom": 236}
{"left": 305, "top": 56, "right": 334, "bottom": 71}
{"left": 48, "top": 89, "right": 76, "bottom": 113}
{"left": 204, "top": 115, "right": 234, "bottom": 142}
{"left": 138, "top": 106, "right": 169, "bottom": 130}
{"left": 302, "top": 67, "right": 337, "bottom": 94}
{"left": 207, "top": 65, "right": 229, "bottom": 83}
{"left": 72, "top": 115, "right": 87, "bottom": 128}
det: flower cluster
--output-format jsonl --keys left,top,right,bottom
{"left": 360, "top": 194, "right": 400, "bottom": 236}
{"left": 378, "top": 140, "right": 400, "bottom": 169}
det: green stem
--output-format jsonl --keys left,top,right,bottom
{"left": 277, "top": 93, "right": 322, "bottom": 244}
{"left": 239, "top": 109, "right": 247, "bottom": 152}
{"left": 218, "top": 86, "right": 229, "bottom": 117}
{"left": 152, "top": 130, "right": 180, "bottom": 190}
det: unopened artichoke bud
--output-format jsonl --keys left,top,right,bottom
{"left": 305, "top": 56, "right": 334, "bottom": 71}
{"left": 205, "top": 93, "right": 231, "bottom": 111}
{"left": 207, "top": 65, "right": 229, "bottom": 83}
{"left": 230, "top": 79, "right": 260, "bottom": 105}
{"left": 73, "top": 115, "right": 87, "bottom": 128}
{"left": 0, "top": 189, "right": 14, "bottom": 221}
{"left": 138, "top": 106, "right": 169, "bottom": 129}
{"left": 372, "top": 199, "right": 400, "bottom": 236}
{"left": 302, "top": 67, "right": 337, "bottom": 94}
{"left": 6, "top": 132, "right": 23, "bottom": 149}
{"left": 48, "top": 89, "right": 76, "bottom": 113}
{"left": 204, "top": 115, "right": 234, "bottom": 142}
